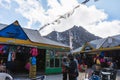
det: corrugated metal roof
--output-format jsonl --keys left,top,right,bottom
{"left": 101, "top": 37, "right": 120, "bottom": 48}
{"left": 113, "top": 34, "right": 120, "bottom": 40}
{"left": 0, "top": 23, "right": 69, "bottom": 48}
{"left": 0, "top": 23, "right": 7, "bottom": 30}
{"left": 89, "top": 35, "right": 120, "bottom": 49}
{"left": 89, "top": 38, "right": 107, "bottom": 49}
{"left": 23, "top": 28, "right": 69, "bottom": 47}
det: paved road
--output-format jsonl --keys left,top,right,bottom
{"left": 14, "top": 72, "right": 85, "bottom": 80}
{"left": 46, "top": 74, "right": 62, "bottom": 80}
{"left": 14, "top": 74, "right": 62, "bottom": 80}
{"left": 14, "top": 70, "right": 120, "bottom": 80}
{"left": 46, "top": 73, "right": 86, "bottom": 80}
{"left": 116, "top": 70, "right": 120, "bottom": 80}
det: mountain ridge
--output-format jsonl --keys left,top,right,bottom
{"left": 44, "top": 25, "right": 101, "bottom": 49}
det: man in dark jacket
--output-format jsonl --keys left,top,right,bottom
{"left": 68, "top": 54, "right": 78, "bottom": 80}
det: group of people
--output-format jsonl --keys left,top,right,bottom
{"left": 92, "top": 53, "right": 118, "bottom": 73}
{"left": 62, "top": 54, "right": 79, "bottom": 80}
{"left": 62, "top": 52, "right": 118, "bottom": 80}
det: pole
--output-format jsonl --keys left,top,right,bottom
{"left": 69, "top": 30, "right": 73, "bottom": 54}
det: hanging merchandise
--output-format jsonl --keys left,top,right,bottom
{"left": 30, "top": 47, "right": 38, "bottom": 56}
{"left": 0, "top": 45, "right": 4, "bottom": 54}
{"left": 12, "top": 51, "right": 16, "bottom": 61}
{"left": 2, "top": 45, "right": 9, "bottom": 54}
{"left": 9, "top": 46, "right": 16, "bottom": 53}
{"left": 29, "top": 56, "right": 36, "bottom": 78}
{"left": 25, "top": 61, "right": 30, "bottom": 71}
{"left": 21, "top": 47, "right": 25, "bottom": 53}
{"left": 16, "top": 46, "right": 22, "bottom": 53}
{"left": 8, "top": 51, "right": 12, "bottom": 61}
{"left": 8, "top": 46, "right": 16, "bottom": 61}
{"left": 31, "top": 56, "right": 36, "bottom": 65}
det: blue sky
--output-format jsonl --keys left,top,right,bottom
{"left": 85, "top": 0, "right": 120, "bottom": 20}
{"left": 0, "top": 0, "right": 120, "bottom": 38}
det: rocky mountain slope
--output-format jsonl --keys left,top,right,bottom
{"left": 44, "top": 25, "right": 101, "bottom": 49}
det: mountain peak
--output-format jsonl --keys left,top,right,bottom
{"left": 44, "top": 26, "right": 101, "bottom": 49}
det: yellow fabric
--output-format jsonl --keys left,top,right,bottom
{"left": 29, "top": 64, "right": 36, "bottom": 78}
{"left": 96, "top": 59, "right": 100, "bottom": 65}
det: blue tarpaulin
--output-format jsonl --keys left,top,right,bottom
{"left": 0, "top": 22, "right": 28, "bottom": 40}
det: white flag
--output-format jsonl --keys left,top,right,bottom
{"left": 69, "top": 30, "right": 73, "bottom": 50}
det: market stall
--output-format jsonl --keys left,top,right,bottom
{"left": 0, "top": 21, "right": 70, "bottom": 77}
{"left": 81, "top": 36, "right": 120, "bottom": 69}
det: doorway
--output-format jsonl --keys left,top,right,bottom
{"left": 36, "top": 49, "right": 46, "bottom": 73}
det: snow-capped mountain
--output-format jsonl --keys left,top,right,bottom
{"left": 44, "top": 25, "right": 101, "bottom": 49}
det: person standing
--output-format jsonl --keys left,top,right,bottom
{"left": 68, "top": 54, "right": 78, "bottom": 80}
{"left": 62, "top": 56, "right": 69, "bottom": 80}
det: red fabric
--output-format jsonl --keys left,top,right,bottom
{"left": 0, "top": 45, "right": 4, "bottom": 54}
{"left": 25, "top": 62, "right": 30, "bottom": 71}
{"left": 12, "top": 52, "right": 16, "bottom": 61}
{"left": 62, "top": 65, "right": 68, "bottom": 73}
{"left": 30, "top": 48, "right": 38, "bottom": 56}
{"left": 78, "top": 64, "right": 82, "bottom": 72}
{"left": 100, "top": 58, "right": 105, "bottom": 63}
{"left": 78, "top": 64, "right": 86, "bottom": 72}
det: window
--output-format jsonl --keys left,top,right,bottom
{"left": 55, "top": 58, "right": 60, "bottom": 67}
{"left": 46, "top": 50, "right": 63, "bottom": 68}
{"left": 50, "top": 58, "right": 54, "bottom": 67}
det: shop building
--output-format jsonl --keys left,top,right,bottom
{"left": 0, "top": 21, "right": 70, "bottom": 75}
{"left": 76, "top": 36, "right": 120, "bottom": 69}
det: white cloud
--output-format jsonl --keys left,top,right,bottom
{"left": 0, "top": 0, "right": 11, "bottom": 9}
{"left": 6, "top": 0, "right": 120, "bottom": 38}
{"left": 47, "top": 0, "right": 78, "bottom": 15}
{"left": 14, "top": 0, "right": 79, "bottom": 28}
{"left": 87, "top": 20, "right": 120, "bottom": 38}
{"left": 15, "top": 0, "right": 47, "bottom": 28}
{"left": 40, "top": 4, "right": 109, "bottom": 37}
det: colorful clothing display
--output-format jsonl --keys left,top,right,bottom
{"left": 8, "top": 51, "right": 12, "bottom": 61}
{"left": 31, "top": 57, "right": 36, "bottom": 65}
{"left": 11, "top": 52, "right": 16, "bottom": 61}
{"left": 30, "top": 48, "right": 38, "bottom": 56}
{"left": 25, "top": 62, "right": 30, "bottom": 71}
{"left": 0, "top": 45, "right": 4, "bottom": 54}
